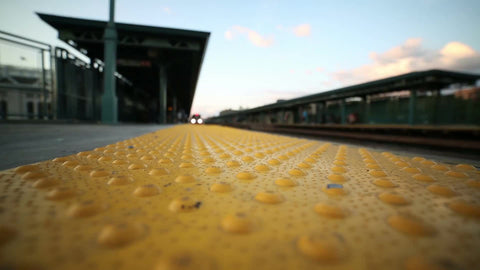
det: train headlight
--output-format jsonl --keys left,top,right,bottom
{"left": 190, "top": 119, "right": 196, "bottom": 124}
{"left": 197, "top": 119, "right": 203, "bottom": 124}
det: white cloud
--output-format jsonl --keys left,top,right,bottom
{"left": 224, "top": 30, "right": 234, "bottom": 40}
{"left": 440, "top": 41, "right": 477, "bottom": 66}
{"left": 225, "top": 26, "right": 274, "bottom": 47}
{"left": 277, "top": 23, "right": 312, "bottom": 37}
{"left": 292, "top": 24, "right": 311, "bottom": 37}
{"left": 331, "top": 38, "right": 480, "bottom": 85}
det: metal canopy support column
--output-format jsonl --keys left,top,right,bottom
{"left": 432, "top": 89, "right": 440, "bottom": 124}
{"left": 315, "top": 102, "right": 323, "bottom": 124}
{"left": 41, "top": 49, "right": 47, "bottom": 119}
{"left": 55, "top": 51, "right": 65, "bottom": 119}
{"left": 49, "top": 47, "right": 55, "bottom": 119}
{"left": 159, "top": 65, "right": 167, "bottom": 124}
{"left": 259, "top": 112, "right": 265, "bottom": 124}
{"left": 322, "top": 102, "right": 327, "bottom": 123}
{"left": 293, "top": 107, "right": 300, "bottom": 123}
{"left": 465, "top": 84, "right": 474, "bottom": 124}
{"left": 279, "top": 109, "right": 285, "bottom": 124}
{"left": 408, "top": 89, "right": 417, "bottom": 125}
{"left": 101, "top": 0, "right": 118, "bottom": 123}
{"left": 363, "top": 95, "right": 369, "bottom": 124}
{"left": 340, "top": 99, "right": 346, "bottom": 124}
{"left": 172, "top": 96, "right": 177, "bottom": 122}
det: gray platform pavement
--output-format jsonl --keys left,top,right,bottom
{"left": 0, "top": 123, "right": 171, "bottom": 170}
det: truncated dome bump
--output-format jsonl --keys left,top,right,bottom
{"left": 0, "top": 125, "right": 478, "bottom": 270}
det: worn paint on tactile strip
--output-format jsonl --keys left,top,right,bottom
{"left": 0, "top": 125, "right": 479, "bottom": 270}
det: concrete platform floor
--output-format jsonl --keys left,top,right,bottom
{"left": 2, "top": 125, "right": 479, "bottom": 270}
{"left": 0, "top": 123, "right": 171, "bottom": 170}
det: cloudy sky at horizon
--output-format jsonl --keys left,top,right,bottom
{"left": 1, "top": 0, "right": 480, "bottom": 117}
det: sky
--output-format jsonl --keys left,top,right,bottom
{"left": 1, "top": 0, "right": 480, "bottom": 117}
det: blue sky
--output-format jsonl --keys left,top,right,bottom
{"left": 1, "top": 0, "right": 480, "bottom": 117}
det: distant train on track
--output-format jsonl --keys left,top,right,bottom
{"left": 190, "top": 113, "right": 203, "bottom": 124}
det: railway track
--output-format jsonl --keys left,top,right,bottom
{"left": 212, "top": 123, "right": 480, "bottom": 152}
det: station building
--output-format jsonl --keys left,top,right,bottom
{"left": 0, "top": 65, "right": 52, "bottom": 120}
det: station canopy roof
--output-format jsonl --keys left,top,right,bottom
{"left": 37, "top": 12, "right": 210, "bottom": 115}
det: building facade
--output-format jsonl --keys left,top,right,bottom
{"left": 0, "top": 65, "right": 52, "bottom": 120}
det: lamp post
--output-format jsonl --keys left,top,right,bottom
{"left": 101, "top": 0, "right": 118, "bottom": 123}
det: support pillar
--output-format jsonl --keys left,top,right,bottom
{"left": 465, "top": 86, "right": 474, "bottom": 124}
{"left": 101, "top": 0, "right": 118, "bottom": 124}
{"left": 363, "top": 95, "right": 369, "bottom": 124}
{"left": 340, "top": 99, "right": 346, "bottom": 124}
{"left": 41, "top": 49, "right": 47, "bottom": 119}
{"left": 49, "top": 47, "right": 55, "bottom": 119}
{"left": 55, "top": 51, "right": 65, "bottom": 119}
{"left": 172, "top": 96, "right": 177, "bottom": 123}
{"left": 260, "top": 112, "right": 266, "bottom": 124}
{"left": 432, "top": 89, "right": 440, "bottom": 124}
{"left": 323, "top": 102, "right": 327, "bottom": 123}
{"left": 173, "top": 96, "right": 177, "bottom": 113}
{"left": 315, "top": 102, "right": 323, "bottom": 124}
{"left": 408, "top": 89, "right": 417, "bottom": 125}
{"left": 293, "top": 107, "right": 300, "bottom": 123}
{"left": 159, "top": 65, "right": 167, "bottom": 124}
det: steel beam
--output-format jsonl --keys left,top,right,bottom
{"left": 0, "top": 83, "right": 44, "bottom": 92}
{"left": 101, "top": 0, "right": 118, "bottom": 123}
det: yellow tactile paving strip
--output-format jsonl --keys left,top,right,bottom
{"left": 1, "top": 125, "right": 479, "bottom": 270}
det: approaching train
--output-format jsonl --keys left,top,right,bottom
{"left": 190, "top": 113, "right": 203, "bottom": 124}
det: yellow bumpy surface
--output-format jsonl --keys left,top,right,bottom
{"left": 1, "top": 125, "right": 479, "bottom": 270}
